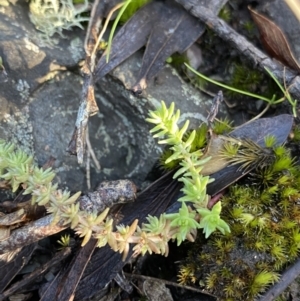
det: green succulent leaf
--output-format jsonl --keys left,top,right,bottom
{"left": 146, "top": 100, "right": 230, "bottom": 247}
{"left": 198, "top": 202, "right": 231, "bottom": 238}
{"left": 166, "top": 202, "right": 200, "bottom": 245}
{"left": 143, "top": 214, "right": 167, "bottom": 234}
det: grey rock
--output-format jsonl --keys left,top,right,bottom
{"left": 0, "top": 1, "right": 226, "bottom": 194}
{"left": 143, "top": 279, "right": 173, "bottom": 301}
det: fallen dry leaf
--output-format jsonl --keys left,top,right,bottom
{"left": 249, "top": 6, "right": 300, "bottom": 72}
{"left": 0, "top": 244, "right": 36, "bottom": 293}
{"left": 94, "top": 0, "right": 204, "bottom": 92}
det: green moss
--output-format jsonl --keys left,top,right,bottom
{"left": 179, "top": 142, "right": 300, "bottom": 300}
{"left": 212, "top": 117, "right": 233, "bottom": 135}
{"left": 224, "top": 62, "right": 283, "bottom": 105}
{"left": 167, "top": 53, "right": 189, "bottom": 70}
{"left": 243, "top": 21, "right": 256, "bottom": 36}
{"left": 226, "top": 63, "right": 264, "bottom": 99}
{"left": 189, "top": 123, "right": 209, "bottom": 152}
{"left": 292, "top": 125, "right": 300, "bottom": 142}
{"left": 218, "top": 6, "right": 231, "bottom": 22}
{"left": 159, "top": 148, "right": 180, "bottom": 171}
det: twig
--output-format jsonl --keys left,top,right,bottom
{"left": 86, "top": 125, "right": 101, "bottom": 189}
{"left": 86, "top": 140, "right": 91, "bottom": 189}
{"left": 124, "top": 273, "right": 216, "bottom": 297}
{"left": 68, "top": 0, "right": 104, "bottom": 164}
{"left": 0, "top": 215, "right": 66, "bottom": 254}
{"left": 174, "top": 0, "right": 300, "bottom": 100}
{"left": 84, "top": 0, "right": 102, "bottom": 56}
{"left": 0, "top": 179, "right": 136, "bottom": 254}
{"left": 91, "top": 2, "right": 124, "bottom": 67}
{"left": 86, "top": 126, "right": 101, "bottom": 170}
{"left": 69, "top": 1, "right": 126, "bottom": 164}
{"left": 207, "top": 91, "right": 223, "bottom": 126}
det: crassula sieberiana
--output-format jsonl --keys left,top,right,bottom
{"left": 0, "top": 101, "right": 230, "bottom": 260}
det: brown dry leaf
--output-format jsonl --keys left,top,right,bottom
{"left": 200, "top": 134, "right": 231, "bottom": 176}
{"left": 0, "top": 226, "right": 10, "bottom": 241}
{"left": 0, "top": 209, "right": 25, "bottom": 226}
{"left": 249, "top": 6, "right": 300, "bottom": 72}
{"left": 0, "top": 244, "right": 37, "bottom": 293}
{"left": 40, "top": 240, "right": 97, "bottom": 301}
{"left": 94, "top": 0, "right": 204, "bottom": 92}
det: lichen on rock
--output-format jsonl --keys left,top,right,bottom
{"left": 29, "top": 0, "right": 89, "bottom": 41}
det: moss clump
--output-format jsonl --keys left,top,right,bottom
{"left": 243, "top": 21, "right": 256, "bottom": 36}
{"left": 218, "top": 5, "right": 231, "bottom": 22}
{"left": 226, "top": 63, "right": 264, "bottom": 100}
{"left": 292, "top": 125, "right": 300, "bottom": 142}
{"left": 211, "top": 117, "right": 233, "bottom": 135}
{"left": 178, "top": 141, "right": 300, "bottom": 300}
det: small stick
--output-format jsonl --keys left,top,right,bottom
{"left": 71, "top": 2, "right": 126, "bottom": 164}
{"left": 86, "top": 126, "right": 101, "bottom": 170}
{"left": 91, "top": 2, "right": 124, "bottom": 62}
{"left": 85, "top": 125, "right": 101, "bottom": 189}
{"left": 207, "top": 90, "right": 223, "bottom": 126}
{"left": 0, "top": 180, "right": 136, "bottom": 254}
{"left": 86, "top": 141, "right": 91, "bottom": 190}
{"left": 207, "top": 90, "right": 223, "bottom": 137}
{"left": 124, "top": 273, "right": 216, "bottom": 297}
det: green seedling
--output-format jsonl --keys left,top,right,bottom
{"left": 57, "top": 234, "right": 71, "bottom": 249}
{"left": 264, "top": 67, "right": 297, "bottom": 117}
{"left": 185, "top": 63, "right": 297, "bottom": 117}
{"left": 106, "top": 0, "right": 132, "bottom": 63}
{"left": 106, "top": 0, "right": 150, "bottom": 62}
